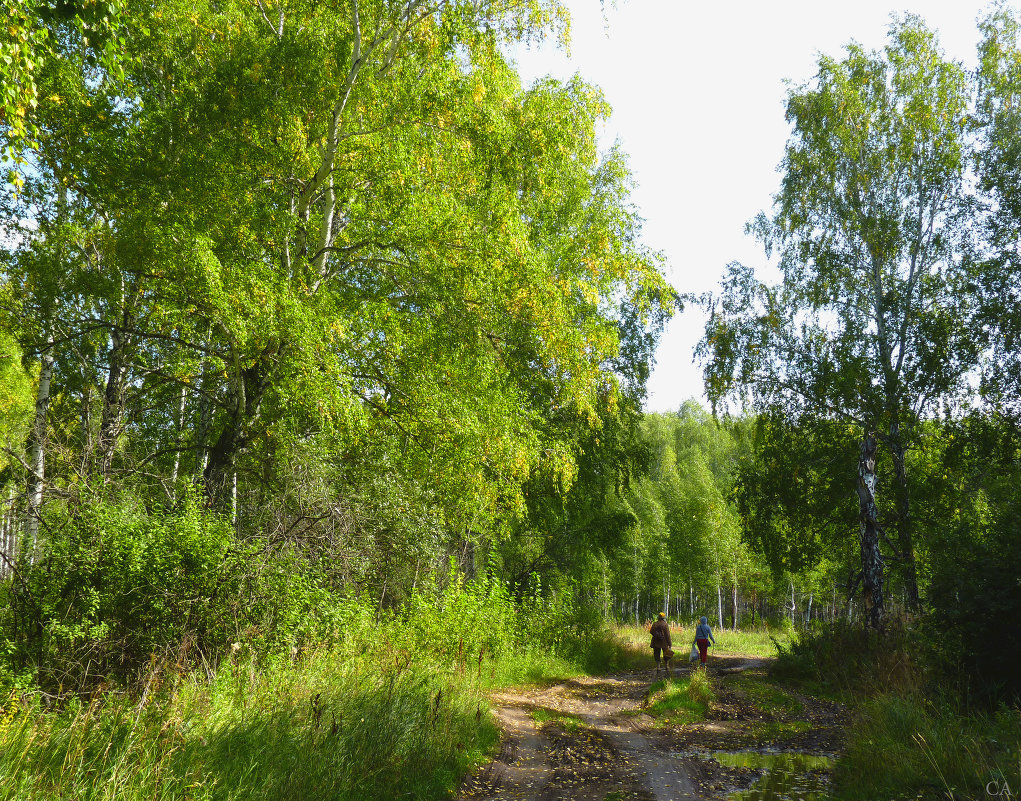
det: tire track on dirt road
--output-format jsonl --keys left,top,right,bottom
{"left": 458, "top": 672, "right": 698, "bottom": 801}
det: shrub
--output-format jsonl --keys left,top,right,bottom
{"left": 769, "top": 621, "right": 920, "bottom": 695}
{"left": 0, "top": 495, "right": 339, "bottom": 696}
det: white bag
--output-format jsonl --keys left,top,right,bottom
{"left": 689, "top": 644, "right": 699, "bottom": 663}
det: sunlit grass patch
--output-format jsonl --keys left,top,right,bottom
{"left": 611, "top": 623, "right": 789, "bottom": 661}
{"left": 712, "top": 627, "right": 789, "bottom": 657}
{"left": 530, "top": 707, "right": 586, "bottom": 732}
{"left": 645, "top": 671, "right": 715, "bottom": 725}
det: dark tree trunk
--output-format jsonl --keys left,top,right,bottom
{"left": 95, "top": 282, "right": 141, "bottom": 480}
{"left": 203, "top": 345, "right": 277, "bottom": 509}
{"left": 856, "top": 430, "right": 885, "bottom": 631}
{"left": 96, "top": 320, "right": 134, "bottom": 478}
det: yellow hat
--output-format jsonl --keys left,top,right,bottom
{"left": 658, "top": 612, "right": 666, "bottom": 618}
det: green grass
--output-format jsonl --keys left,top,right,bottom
{"left": 530, "top": 707, "right": 586, "bottom": 732}
{"left": 644, "top": 670, "right": 715, "bottom": 725}
{"left": 611, "top": 623, "right": 788, "bottom": 661}
{"left": 0, "top": 648, "right": 500, "bottom": 801}
{"left": 834, "top": 694, "right": 1021, "bottom": 801}
{"left": 754, "top": 718, "right": 814, "bottom": 740}
{"left": 712, "top": 627, "right": 789, "bottom": 658}
{"left": 0, "top": 616, "right": 644, "bottom": 801}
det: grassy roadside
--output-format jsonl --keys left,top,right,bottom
{"left": 834, "top": 695, "right": 1021, "bottom": 800}
{"left": 771, "top": 624, "right": 1021, "bottom": 801}
{"left": 0, "top": 616, "right": 643, "bottom": 801}
{"left": 0, "top": 645, "right": 497, "bottom": 801}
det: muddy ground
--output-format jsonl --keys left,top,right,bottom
{"left": 457, "top": 652, "right": 848, "bottom": 801}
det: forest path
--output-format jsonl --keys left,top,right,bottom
{"left": 457, "top": 653, "right": 846, "bottom": 801}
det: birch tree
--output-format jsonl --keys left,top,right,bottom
{"left": 698, "top": 18, "right": 977, "bottom": 626}
{"left": 976, "top": 7, "right": 1021, "bottom": 424}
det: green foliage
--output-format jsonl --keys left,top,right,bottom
{"left": 1, "top": 0, "right": 673, "bottom": 637}
{"left": 976, "top": 7, "right": 1021, "bottom": 423}
{"left": 0, "top": 324, "right": 33, "bottom": 461}
{"left": 1, "top": 497, "right": 335, "bottom": 695}
{"left": 918, "top": 414, "right": 1021, "bottom": 704}
{"left": 735, "top": 413, "right": 858, "bottom": 576}
{"left": 697, "top": 16, "right": 979, "bottom": 617}
{"left": 0, "top": 571, "right": 636, "bottom": 801}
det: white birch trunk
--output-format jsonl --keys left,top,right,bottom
{"left": 732, "top": 580, "right": 738, "bottom": 631}
{"left": 717, "top": 583, "right": 724, "bottom": 629}
{"left": 1, "top": 502, "right": 8, "bottom": 579}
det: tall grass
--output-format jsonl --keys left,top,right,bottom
{"left": 834, "top": 695, "right": 1021, "bottom": 800}
{"left": 768, "top": 622, "right": 1021, "bottom": 800}
{"left": 712, "top": 627, "right": 788, "bottom": 657}
{"left": 0, "top": 646, "right": 497, "bottom": 801}
{"left": 0, "top": 573, "right": 639, "bottom": 801}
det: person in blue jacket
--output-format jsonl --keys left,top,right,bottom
{"left": 692, "top": 616, "right": 716, "bottom": 669}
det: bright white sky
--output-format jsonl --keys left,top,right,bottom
{"left": 511, "top": 0, "right": 996, "bottom": 413}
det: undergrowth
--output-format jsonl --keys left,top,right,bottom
{"left": 0, "top": 571, "right": 639, "bottom": 801}
{"left": 770, "top": 622, "right": 1021, "bottom": 801}
{"left": 769, "top": 621, "right": 919, "bottom": 696}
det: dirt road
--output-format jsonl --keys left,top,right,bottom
{"left": 457, "top": 654, "right": 846, "bottom": 801}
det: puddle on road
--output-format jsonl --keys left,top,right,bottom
{"left": 711, "top": 750, "right": 834, "bottom": 801}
